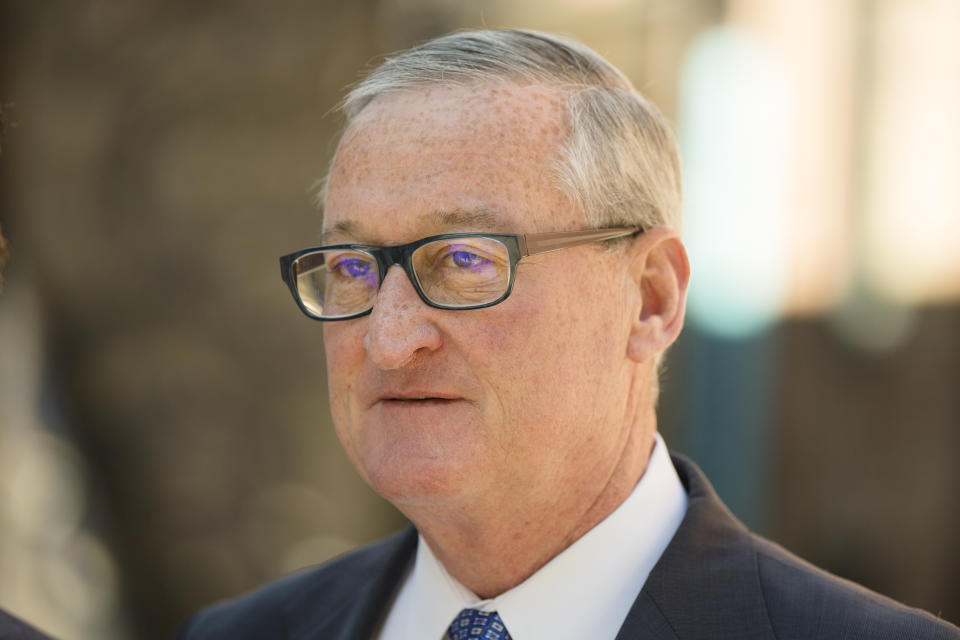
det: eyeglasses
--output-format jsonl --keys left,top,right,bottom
{"left": 279, "top": 227, "right": 641, "bottom": 321}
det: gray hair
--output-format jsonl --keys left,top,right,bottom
{"left": 329, "top": 28, "right": 683, "bottom": 234}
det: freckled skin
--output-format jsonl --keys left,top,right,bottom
{"left": 322, "top": 82, "right": 681, "bottom": 597}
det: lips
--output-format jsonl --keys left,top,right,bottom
{"left": 378, "top": 393, "right": 461, "bottom": 403}
{"left": 370, "top": 388, "right": 466, "bottom": 407}
{"left": 381, "top": 398, "right": 457, "bottom": 410}
{"left": 376, "top": 396, "right": 464, "bottom": 418}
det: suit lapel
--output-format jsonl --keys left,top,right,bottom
{"left": 285, "top": 527, "right": 418, "bottom": 640}
{"left": 616, "top": 454, "right": 775, "bottom": 639}
{"left": 615, "top": 591, "right": 679, "bottom": 639}
{"left": 281, "top": 456, "right": 775, "bottom": 639}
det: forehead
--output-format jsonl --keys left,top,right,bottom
{"left": 323, "top": 82, "right": 576, "bottom": 243}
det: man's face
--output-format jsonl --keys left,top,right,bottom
{"left": 322, "top": 83, "right": 644, "bottom": 513}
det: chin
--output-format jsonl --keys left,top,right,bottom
{"left": 347, "top": 410, "right": 484, "bottom": 504}
{"left": 362, "top": 452, "right": 473, "bottom": 506}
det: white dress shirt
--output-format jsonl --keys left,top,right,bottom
{"left": 374, "top": 433, "right": 688, "bottom": 640}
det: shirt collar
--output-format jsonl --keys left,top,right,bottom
{"left": 376, "top": 433, "right": 688, "bottom": 640}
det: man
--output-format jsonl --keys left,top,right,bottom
{"left": 180, "top": 29, "right": 959, "bottom": 639}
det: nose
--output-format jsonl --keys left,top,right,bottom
{"left": 363, "top": 265, "right": 443, "bottom": 369}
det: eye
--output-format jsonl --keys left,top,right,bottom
{"left": 330, "top": 256, "right": 373, "bottom": 278}
{"left": 449, "top": 249, "right": 492, "bottom": 269}
{"left": 436, "top": 243, "right": 498, "bottom": 271}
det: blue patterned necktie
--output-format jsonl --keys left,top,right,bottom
{"left": 447, "top": 608, "right": 513, "bottom": 640}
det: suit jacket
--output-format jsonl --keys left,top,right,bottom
{"left": 178, "top": 454, "right": 960, "bottom": 639}
{"left": 0, "top": 610, "right": 56, "bottom": 640}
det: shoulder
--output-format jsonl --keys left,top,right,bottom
{"left": 753, "top": 535, "right": 960, "bottom": 639}
{"left": 177, "top": 527, "right": 417, "bottom": 639}
{"left": 656, "top": 453, "right": 960, "bottom": 639}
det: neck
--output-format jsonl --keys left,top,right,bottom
{"left": 403, "top": 409, "right": 658, "bottom": 599}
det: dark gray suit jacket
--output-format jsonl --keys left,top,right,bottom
{"left": 178, "top": 454, "right": 960, "bottom": 639}
{"left": 0, "top": 610, "right": 55, "bottom": 640}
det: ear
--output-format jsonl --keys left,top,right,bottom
{"left": 626, "top": 227, "right": 690, "bottom": 363}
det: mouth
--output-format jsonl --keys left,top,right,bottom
{"left": 373, "top": 389, "right": 466, "bottom": 409}
{"left": 380, "top": 397, "right": 459, "bottom": 404}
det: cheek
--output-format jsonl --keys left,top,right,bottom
{"left": 482, "top": 265, "right": 627, "bottom": 417}
{"left": 465, "top": 290, "right": 568, "bottom": 421}
{"left": 321, "top": 323, "right": 369, "bottom": 472}
{"left": 323, "top": 322, "right": 364, "bottom": 366}
{"left": 322, "top": 323, "right": 366, "bottom": 409}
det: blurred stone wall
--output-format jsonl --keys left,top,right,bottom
{"left": 772, "top": 307, "right": 960, "bottom": 618}
{"left": 1, "top": 2, "right": 412, "bottom": 637}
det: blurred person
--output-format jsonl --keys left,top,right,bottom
{"left": 179, "top": 30, "right": 960, "bottom": 639}
{"left": 0, "top": 104, "right": 58, "bottom": 640}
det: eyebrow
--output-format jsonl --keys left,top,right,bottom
{"left": 320, "top": 206, "right": 513, "bottom": 245}
{"left": 320, "top": 221, "right": 359, "bottom": 245}
{"left": 428, "top": 207, "right": 510, "bottom": 231}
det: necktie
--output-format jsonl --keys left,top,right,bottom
{"left": 447, "top": 608, "right": 513, "bottom": 640}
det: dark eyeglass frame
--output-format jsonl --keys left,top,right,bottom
{"left": 279, "top": 226, "right": 641, "bottom": 321}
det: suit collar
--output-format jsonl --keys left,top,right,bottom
{"left": 616, "top": 453, "right": 774, "bottom": 639}
{"left": 283, "top": 454, "right": 773, "bottom": 640}
{"left": 285, "top": 527, "right": 418, "bottom": 640}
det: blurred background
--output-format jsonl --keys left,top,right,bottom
{"left": 1, "top": 0, "right": 958, "bottom": 638}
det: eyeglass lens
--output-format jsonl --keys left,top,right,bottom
{"left": 293, "top": 236, "right": 512, "bottom": 318}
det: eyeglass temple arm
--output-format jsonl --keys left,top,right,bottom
{"left": 519, "top": 227, "right": 641, "bottom": 256}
